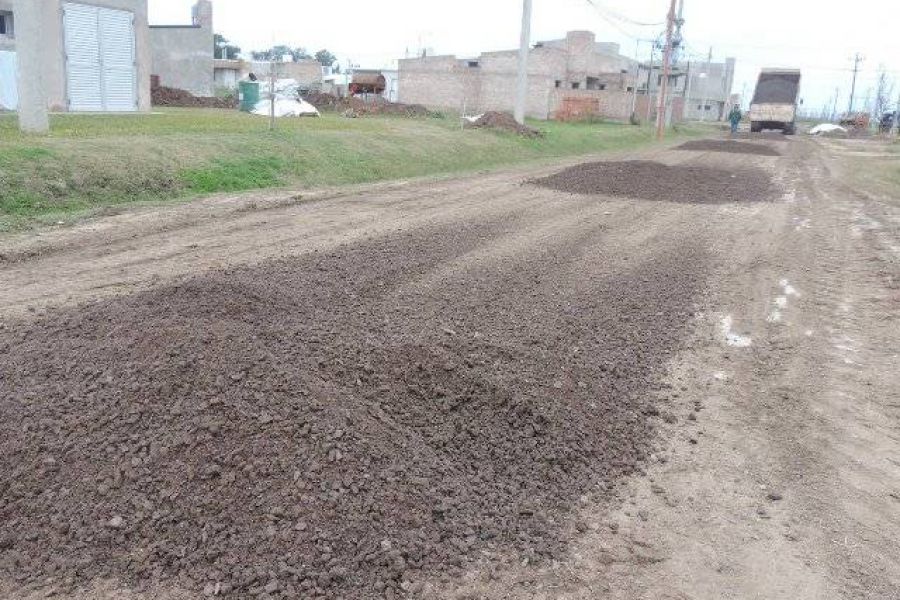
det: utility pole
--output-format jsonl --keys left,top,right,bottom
{"left": 630, "top": 39, "right": 641, "bottom": 121}
{"left": 848, "top": 53, "right": 863, "bottom": 114}
{"left": 14, "top": 0, "right": 49, "bottom": 133}
{"left": 699, "top": 47, "right": 712, "bottom": 121}
{"left": 514, "top": 0, "right": 533, "bottom": 125}
{"left": 645, "top": 43, "right": 656, "bottom": 122}
{"left": 655, "top": 0, "right": 678, "bottom": 140}
{"left": 269, "top": 54, "right": 276, "bottom": 131}
{"left": 832, "top": 87, "right": 839, "bottom": 122}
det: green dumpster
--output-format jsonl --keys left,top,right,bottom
{"left": 239, "top": 81, "right": 260, "bottom": 112}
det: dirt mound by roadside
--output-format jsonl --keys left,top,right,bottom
{"left": 531, "top": 160, "right": 777, "bottom": 204}
{"left": 151, "top": 86, "right": 237, "bottom": 109}
{"left": 302, "top": 92, "right": 430, "bottom": 118}
{"left": 466, "top": 112, "right": 544, "bottom": 138}
{"left": 676, "top": 139, "right": 781, "bottom": 156}
{"left": 0, "top": 219, "right": 706, "bottom": 598}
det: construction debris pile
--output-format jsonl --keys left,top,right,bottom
{"left": 151, "top": 86, "right": 237, "bottom": 109}
{"left": 531, "top": 160, "right": 777, "bottom": 204}
{"left": 464, "top": 112, "right": 543, "bottom": 138}
{"left": 0, "top": 220, "right": 706, "bottom": 598}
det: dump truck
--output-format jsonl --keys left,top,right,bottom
{"left": 749, "top": 69, "right": 802, "bottom": 134}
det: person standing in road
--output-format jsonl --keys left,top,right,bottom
{"left": 728, "top": 105, "right": 743, "bottom": 135}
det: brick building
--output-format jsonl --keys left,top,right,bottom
{"left": 398, "top": 31, "right": 640, "bottom": 121}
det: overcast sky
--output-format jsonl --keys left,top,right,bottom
{"left": 150, "top": 0, "right": 900, "bottom": 116}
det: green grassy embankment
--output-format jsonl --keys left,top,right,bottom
{"left": 0, "top": 108, "right": 712, "bottom": 230}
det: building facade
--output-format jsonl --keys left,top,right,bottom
{"left": 149, "top": 0, "right": 213, "bottom": 96}
{"left": 398, "top": 31, "right": 639, "bottom": 121}
{"left": 638, "top": 56, "right": 736, "bottom": 121}
{"left": 0, "top": 0, "right": 151, "bottom": 112}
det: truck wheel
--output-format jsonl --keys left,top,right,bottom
{"left": 783, "top": 123, "right": 796, "bottom": 135}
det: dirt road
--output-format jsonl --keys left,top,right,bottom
{"left": 0, "top": 136, "right": 897, "bottom": 599}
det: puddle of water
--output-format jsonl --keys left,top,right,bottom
{"left": 720, "top": 315, "right": 752, "bottom": 347}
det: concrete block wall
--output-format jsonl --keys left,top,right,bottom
{"left": 149, "top": 0, "right": 213, "bottom": 96}
{"left": 398, "top": 30, "right": 644, "bottom": 121}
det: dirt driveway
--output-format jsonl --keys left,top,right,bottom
{"left": 0, "top": 137, "right": 897, "bottom": 599}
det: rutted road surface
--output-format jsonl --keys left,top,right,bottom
{"left": 0, "top": 137, "right": 897, "bottom": 599}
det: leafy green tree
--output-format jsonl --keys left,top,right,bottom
{"left": 251, "top": 45, "right": 312, "bottom": 62}
{"left": 315, "top": 49, "right": 337, "bottom": 67}
{"left": 213, "top": 34, "right": 241, "bottom": 60}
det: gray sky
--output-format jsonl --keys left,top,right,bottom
{"left": 150, "top": 0, "right": 900, "bottom": 116}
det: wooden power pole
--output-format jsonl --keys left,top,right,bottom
{"left": 655, "top": 0, "right": 678, "bottom": 140}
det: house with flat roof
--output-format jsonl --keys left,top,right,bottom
{"left": 398, "top": 31, "right": 640, "bottom": 121}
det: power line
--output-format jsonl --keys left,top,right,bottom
{"left": 584, "top": 0, "right": 664, "bottom": 28}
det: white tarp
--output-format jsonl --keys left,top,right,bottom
{"left": 252, "top": 97, "right": 320, "bottom": 118}
{"left": 251, "top": 78, "right": 320, "bottom": 117}
{"left": 809, "top": 123, "right": 847, "bottom": 135}
{"left": 0, "top": 51, "right": 18, "bottom": 111}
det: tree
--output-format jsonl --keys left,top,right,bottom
{"left": 872, "top": 66, "right": 894, "bottom": 119}
{"left": 213, "top": 34, "right": 241, "bottom": 60}
{"left": 251, "top": 45, "right": 312, "bottom": 62}
{"left": 315, "top": 49, "right": 337, "bottom": 67}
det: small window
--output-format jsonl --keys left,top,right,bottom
{"left": 626, "top": 86, "right": 634, "bottom": 92}
{"left": 571, "top": 82, "right": 580, "bottom": 89}
{"left": 697, "top": 104, "right": 703, "bottom": 110}
{"left": 555, "top": 80, "right": 561, "bottom": 88}
{"left": 467, "top": 60, "right": 479, "bottom": 68}
{"left": 598, "top": 83, "right": 607, "bottom": 91}
{"left": 704, "top": 105, "right": 711, "bottom": 111}
{"left": 0, "top": 12, "right": 13, "bottom": 37}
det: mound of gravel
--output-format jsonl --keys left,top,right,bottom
{"left": 466, "top": 112, "right": 543, "bottom": 138}
{"left": 676, "top": 140, "right": 781, "bottom": 156}
{"left": 0, "top": 222, "right": 705, "bottom": 598}
{"left": 531, "top": 160, "right": 777, "bottom": 204}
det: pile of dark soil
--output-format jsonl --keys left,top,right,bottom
{"left": 466, "top": 112, "right": 544, "bottom": 138}
{"left": 302, "top": 91, "right": 343, "bottom": 111}
{"left": 0, "top": 221, "right": 705, "bottom": 598}
{"left": 151, "top": 86, "right": 237, "bottom": 109}
{"left": 531, "top": 160, "right": 777, "bottom": 204}
{"left": 676, "top": 140, "right": 781, "bottom": 156}
{"left": 302, "top": 92, "right": 430, "bottom": 118}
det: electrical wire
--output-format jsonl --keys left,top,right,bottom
{"left": 584, "top": 0, "right": 664, "bottom": 28}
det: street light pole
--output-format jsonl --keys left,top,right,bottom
{"left": 514, "top": 0, "right": 533, "bottom": 125}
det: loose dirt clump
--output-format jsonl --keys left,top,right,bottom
{"left": 466, "top": 112, "right": 544, "bottom": 138}
{"left": 676, "top": 139, "right": 781, "bottom": 156}
{"left": 151, "top": 86, "right": 237, "bottom": 109}
{"left": 0, "top": 221, "right": 706, "bottom": 598}
{"left": 530, "top": 160, "right": 777, "bottom": 204}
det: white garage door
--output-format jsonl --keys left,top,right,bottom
{"left": 63, "top": 3, "right": 136, "bottom": 112}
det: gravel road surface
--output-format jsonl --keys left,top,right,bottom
{"left": 0, "top": 136, "right": 897, "bottom": 599}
